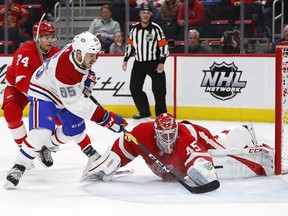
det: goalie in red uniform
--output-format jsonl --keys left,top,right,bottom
{"left": 81, "top": 113, "right": 274, "bottom": 188}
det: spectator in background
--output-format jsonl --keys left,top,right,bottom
{"left": 158, "top": 0, "right": 180, "bottom": 40}
{"left": 269, "top": 25, "right": 288, "bottom": 53}
{"left": 0, "top": 0, "right": 31, "bottom": 49}
{"left": 201, "top": 0, "right": 222, "bottom": 6}
{"left": 110, "top": 0, "right": 126, "bottom": 32}
{"left": 88, "top": 4, "right": 120, "bottom": 53}
{"left": 230, "top": 0, "right": 265, "bottom": 37}
{"left": 170, "top": 29, "right": 208, "bottom": 53}
{"left": 176, "top": 0, "right": 205, "bottom": 40}
{"left": 129, "top": 0, "right": 141, "bottom": 21}
{"left": 187, "top": 29, "right": 208, "bottom": 53}
{"left": 19, "top": 0, "right": 58, "bottom": 20}
{"left": 109, "top": 30, "right": 126, "bottom": 54}
{"left": 219, "top": 27, "right": 240, "bottom": 53}
{"left": 262, "top": 0, "right": 275, "bottom": 38}
{"left": 160, "top": 0, "right": 180, "bottom": 22}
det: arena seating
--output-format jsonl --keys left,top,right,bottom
{"left": 0, "top": 41, "right": 15, "bottom": 54}
{"left": 22, "top": 4, "right": 44, "bottom": 37}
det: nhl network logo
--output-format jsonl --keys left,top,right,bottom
{"left": 201, "top": 62, "right": 247, "bottom": 101}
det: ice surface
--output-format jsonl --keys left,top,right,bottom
{"left": 1, "top": 117, "right": 288, "bottom": 216}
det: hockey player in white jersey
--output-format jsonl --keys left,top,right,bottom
{"left": 4, "top": 31, "right": 127, "bottom": 189}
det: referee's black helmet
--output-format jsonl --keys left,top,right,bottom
{"left": 140, "top": 5, "right": 152, "bottom": 12}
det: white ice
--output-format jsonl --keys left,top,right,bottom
{"left": 1, "top": 117, "right": 288, "bottom": 216}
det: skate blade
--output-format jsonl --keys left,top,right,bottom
{"left": 3, "top": 181, "right": 17, "bottom": 190}
{"left": 35, "top": 153, "right": 53, "bottom": 168}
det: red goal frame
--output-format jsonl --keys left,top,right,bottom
{"left": 275, "top": 42, "right": 288, "bottom": 175}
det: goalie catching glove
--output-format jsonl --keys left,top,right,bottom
{"left": 83, "top": 70, "right": 97, "bottom": 97}
{"left": 97, "top": 111, "right": 127, "bottom": 133}
{"left": 186, "top": 158, "right": 218, "bottom": 186}
{"left": 81, "top": 147, "right": 121, "bottom": 182}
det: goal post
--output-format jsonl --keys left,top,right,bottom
{"left": 275, "top": 42, "right": 288, "bottom": 175}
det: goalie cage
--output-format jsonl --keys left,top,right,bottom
{"left": 275, "top": 42, "right": 288, "bottom": 175}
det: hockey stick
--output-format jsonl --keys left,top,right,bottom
{"left": 35, "top": 13, "right": 46, "bottom": 64}
{"left": 87, "top": 94, "right": 220, "bottom": 193}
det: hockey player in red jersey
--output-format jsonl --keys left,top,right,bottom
{"left": 2, "top": 20, "right": 59, "bottom": 148}
{"left": 4, "top": 31, "right": 128, "bottom": 189}
{"left": 81, "top": 113, "right": 274, "bottom": 188}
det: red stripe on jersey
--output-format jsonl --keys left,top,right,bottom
{"left": 30, "top": 82, "right": 63, "bottom": 105}
{"left": 32, "top": 98, "right": 39, "bottom": 128}
{"left": 55, "top": 46, "right": 85, "bottom": 85}
{"left": 53, "top": 127, "right": 65, "bottom": 144}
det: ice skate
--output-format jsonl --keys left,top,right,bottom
{"left": 37, "top": 145, "right": 54, "bottom": 168}
{"left": 4, "top": 164, "right": 26, "bottom": 189}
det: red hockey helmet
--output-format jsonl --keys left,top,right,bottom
{"left": 33, "top": 20, "right": 56, "bottom": 36}
{"left": 154, "top": 113, "right": 178, "bottom": 154}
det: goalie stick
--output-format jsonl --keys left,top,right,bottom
{"left": 86, "top": 94, "right": 220, "bottom": 194}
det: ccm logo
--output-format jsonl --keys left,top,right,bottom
{"left": 107, "top": 159, "right": 114, "bottom": 168}
{"left": 248, "top": 148, "right": 263, "bottom": 153}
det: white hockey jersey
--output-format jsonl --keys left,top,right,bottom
{"left": 28, "top": 44, "right": 105, "bottom": 122}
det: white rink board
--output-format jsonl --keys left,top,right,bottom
{"left": 176, "top": 56, "right": 275, "bottom": 109}
{"left": 90, "top": 56, "right": 175, "bottom": 106}
{"left": 0, "top": 56, "right": 175, "bottom": 106}
{"left": 0, "top": 55, "right": 275, "bottom": 109}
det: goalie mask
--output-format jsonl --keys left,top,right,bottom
{"left": 72, "top": 31, "right": 101, "bottom": 64}
{"left": 154, "top": 113, "right": 178, "bottom": 154}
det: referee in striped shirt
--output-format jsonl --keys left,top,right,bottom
{"left": 122, "top": 5, "right": 169, "bottom": 120}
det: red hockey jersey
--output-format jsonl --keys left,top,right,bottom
{"left": 112, "top": 121, "right": 218, "bottom": 181}
{"left": 5, "top": 41, "right": 60, "bottom": 94}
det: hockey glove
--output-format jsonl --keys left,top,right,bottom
{"left": 186, "top": 158, "right": 218, "bottom": 186}
{"left": 83, "top": 70, "right": 97, "bottom": 98}
{"left": 97, "top": 111, "right": 127, "bottom": 133}
{"left": 81, "top": 147, "right": 121, "bottom": 182}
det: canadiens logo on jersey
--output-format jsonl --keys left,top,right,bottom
{"left": 146, "top": 33, "right": 153, "bottom": 42}
{"left": 201, "top": 62, "right": 247, "bottom": 101}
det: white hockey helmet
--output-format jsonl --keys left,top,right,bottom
{"left": 72, "top": 31, "right": 101, "bottom": 64}
{"left": 154, "top": 113, "right": 179, "bottom": 154}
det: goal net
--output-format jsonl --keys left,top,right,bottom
{"left": 275, "top": 42, "right": 288, "bottom": 175}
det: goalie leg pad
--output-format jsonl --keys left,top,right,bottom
{"left": 208, "top": 145, "right": 275, "bottom": 179}
{"left": 216, "top": 125, "right": 256, "bottom": 149}
{"left": 187, "top": 158, "right": 218, "bottom": 186}
{"left": 81, "top": 146, "right": 121, "bottom": 182}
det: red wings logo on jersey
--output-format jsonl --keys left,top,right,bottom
{"left": 149, "top": 163, "right": 173, "bottom": 174}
